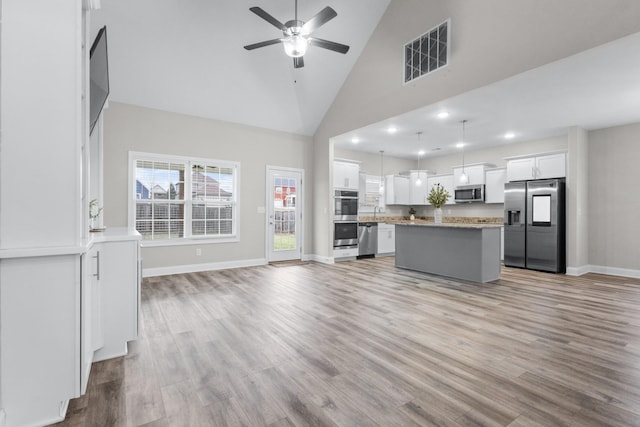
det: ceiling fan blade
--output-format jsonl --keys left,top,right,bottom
{"left": 302, "top": 7, "right": 337, "bottom": 34}
{"left": 309, "top": 38, "right": 350, "bottom": 54}
{"left": 293, "top": 56, "right": 305, "bottom": 68}
{"left": 244, "top": 39, "right": 283, "bottom": 50}
{"left": 249, "top": 7, "right": 286, "bottom": 31}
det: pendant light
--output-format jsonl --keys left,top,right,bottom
{"left": 415, "top": 132, "right": 423, "bottom": 186}
{"left": 379, "top": 150, "right": 385, "bottom": 195}
{"left": 459, "top": 120, "right": 469, "bottom": 184}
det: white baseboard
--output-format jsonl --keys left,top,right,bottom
{"left": 588, "top": 264, "right": 640, "bottom": 279}
{"left": 566, "top": 264, "right": 640, "bottom": 279}
{"left": 566, "top": 265, "right": 591, "bottom": 276}
{"left": 302, "top": 254, "right": 334, "bottom": 264}
{"left": 143, "top": 258, "right": 266, "bottom": 277}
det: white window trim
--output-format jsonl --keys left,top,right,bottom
{"left": 128, "top": 151, "right": 241, "bottom": 246}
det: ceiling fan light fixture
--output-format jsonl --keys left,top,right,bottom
{"left": 283, "top": 35, "right": 308, "bottom": 58}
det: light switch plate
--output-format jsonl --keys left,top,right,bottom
{"left": 257, "top": 206, "right": 266, "bottom": 214}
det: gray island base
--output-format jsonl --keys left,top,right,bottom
{"left": 395, "top": 223, "right": 502, "bottom": 283}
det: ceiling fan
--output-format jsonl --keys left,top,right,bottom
{"left": 243, "top": 0, "right": 350, "bottom": 68}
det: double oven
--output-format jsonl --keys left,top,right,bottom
{"left": 333, "top": 190, "right": 358, "bottom": 249}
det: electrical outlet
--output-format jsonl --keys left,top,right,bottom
{"left": 196, "top": 248, "right": 202, "bottom": 256}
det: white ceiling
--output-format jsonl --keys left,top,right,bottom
{"left": 91, "top": 0, "right": 390, "bottom": 136}
{"left": 334, "top": 31, "right": 640, "bottom": 159}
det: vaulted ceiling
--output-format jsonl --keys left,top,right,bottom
{"left": 92, "top": 2, "right": 640, "bottom": 160}
{"left": 91, "top": 0, "right": 390, "bottom": 136}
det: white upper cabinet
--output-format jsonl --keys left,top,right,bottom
{"left": 453, "top": 164, "right": 494, "bottom": 187}
{"left": 385, "top": 175, "right": 410, "bottom": 205}
{"left": 506, "top": 152, "right": 566, "bottom": 181}
{"left": 333, "top": 160, "right": 360, "bottom": 190}
{"left": 409, "top": 170, "right": 434, "bottom": 205}
{"left": 426, "top": 174, "right": 455, "bottom": 205}
{"left": 535, "top": 152, "right": 566, "bottom": 179}
{"left": 485, "top": 168, "right": 507, "bottom": 203}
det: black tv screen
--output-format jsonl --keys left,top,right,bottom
{"left": 89, "top": 26, "right": 110, "bottom": 134}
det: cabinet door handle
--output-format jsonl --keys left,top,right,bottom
{"left": 93, "top": 251, "right": 101, "bottom": 281}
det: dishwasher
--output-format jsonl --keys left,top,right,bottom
{"left": 357, "top": 222, "right": 378, "bottom": 258}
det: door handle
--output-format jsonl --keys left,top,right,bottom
{"left": 93, "top": 251, "right": 101, "bottom": 281}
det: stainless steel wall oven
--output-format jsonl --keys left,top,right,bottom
{"left": 333, "top": 221, "right": 358, "bottom": 248}
{"left": 334, "top": 190, "right": 358, "bottom": 221}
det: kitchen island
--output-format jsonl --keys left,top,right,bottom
{"left": 395, "top": 222, "right": 502, "bottom": 283}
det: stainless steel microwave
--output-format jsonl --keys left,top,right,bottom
{"left": 454, "top": 184, "right": 485, "bottom": 203}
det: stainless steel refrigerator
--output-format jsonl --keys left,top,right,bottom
{"left": 504, "top": 178, "right": 566, "bottom": 273}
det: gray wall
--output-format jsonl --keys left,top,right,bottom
{"left": 313, "top": 0, "right": 640, "bottom": 258}
{"left": 103, "top": 102, "right": 313, "bottom": 270}
{"left": 588, "top": 123, "right": 640, "bottom": 271}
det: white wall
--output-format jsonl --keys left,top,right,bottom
{"left": 102, "top": 102, "right": 313, "bottom": 272}
{"left": 588, "top": 123, "right": 640, "bottom": 273}
{"left": 313, "top": 0, "right": 640, "bottom": 258}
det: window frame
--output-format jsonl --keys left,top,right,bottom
{"left": 128, "top": 151, "right": 240, "bottom": 247}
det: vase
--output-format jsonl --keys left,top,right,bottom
{"left": 434, "top": 208, "right": 443, "bottom": 224}
{"left": 409, "top": 214, "right": 415, "bottom": 221}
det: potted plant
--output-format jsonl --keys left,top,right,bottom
{"left": 427, "top": 183, "right": 450, "bottom": 224}
{"left": 408, "top": 207, "right": 416, "bottom": 221}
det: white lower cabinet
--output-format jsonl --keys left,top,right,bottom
{"left": 377, "top": 223, "right": 396, "bottom": 255}
{"left": 92, "top": 232, "right": 141, "bottom": 362}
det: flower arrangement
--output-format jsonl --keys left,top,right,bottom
{"left": 89, "top": 199, "right": 103, "bottom": 221}
{"left": 427, "top": 183, "right": 450, "bottom": 208}
{"left": 408, "top": 207, "right": 416, "bottom": 216}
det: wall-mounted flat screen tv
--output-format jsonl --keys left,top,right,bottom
{"left": 89, "top": 26, "right": 109, "bottom": 134}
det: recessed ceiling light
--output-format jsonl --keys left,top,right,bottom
{"left": 418, "top": 150, "right": 426, "bottom": 156}
{"left": 437, "top": 111, "right": 449, "bottom": 119}
{"left": 456, "top": 142, "right": 464, "bottom": 148}
{"left": 351, "top": 137, "right": 360, "bottom": 144}
{"left": 387, "top": 126, "right": 397, "bottom": 134}
{"left": 504, "top": 132, "right": 515, "bottom": 139}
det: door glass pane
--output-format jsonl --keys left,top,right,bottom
{"left": 273, "top": 176, "right": 297, "bottom": 251}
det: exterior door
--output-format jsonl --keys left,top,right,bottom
{"left": 267, "top": 167, "right": 303, "bottom": 262}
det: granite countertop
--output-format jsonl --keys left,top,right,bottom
{"left": 358, "top": 216, "right": 503, "bottom": 227}
{"left": 394, "top": 221, "right": 503, "bottom": 229}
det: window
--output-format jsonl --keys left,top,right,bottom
{"left": 130, "top": 152, "right": 239, "bottom": 243}
{"left": 404, "top": 20, "right": 449, "bottom": 83}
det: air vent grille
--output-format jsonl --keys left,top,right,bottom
{"left": 404, "top": 20, "right": 449, "bottom": 83}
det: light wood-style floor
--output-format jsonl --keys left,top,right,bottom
{"left": 53, "top": 257, "right": 640, "bottom": 426}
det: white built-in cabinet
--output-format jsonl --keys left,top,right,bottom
{"left": 80, "top": 231, "right": 141, "bottom": 393}
{"left": 92, "top": 232, "right": 141, "bottom": 362}
{"left": 377, "top": 223, "right": 396, "bottom": 255}
{"left": 426, "top": 174, "right": 455, "bottom": 205}
{"left": 506, "top": 152, "right": 566, "bottom": 182}
{"left": 385, "top": 175, "right": 410, "bottom": 205}
{"left": 0, "top": 3, "right": 141, "bottom": 426}
{"left": 333, "top": 160, "right": 360, "bottom": 190}
{"left": 484, "top": 168, "right": 507, "bottom": 203}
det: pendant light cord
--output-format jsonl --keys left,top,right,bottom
{"left": 461, "top": 120, "right": 467, "bottom": 174}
